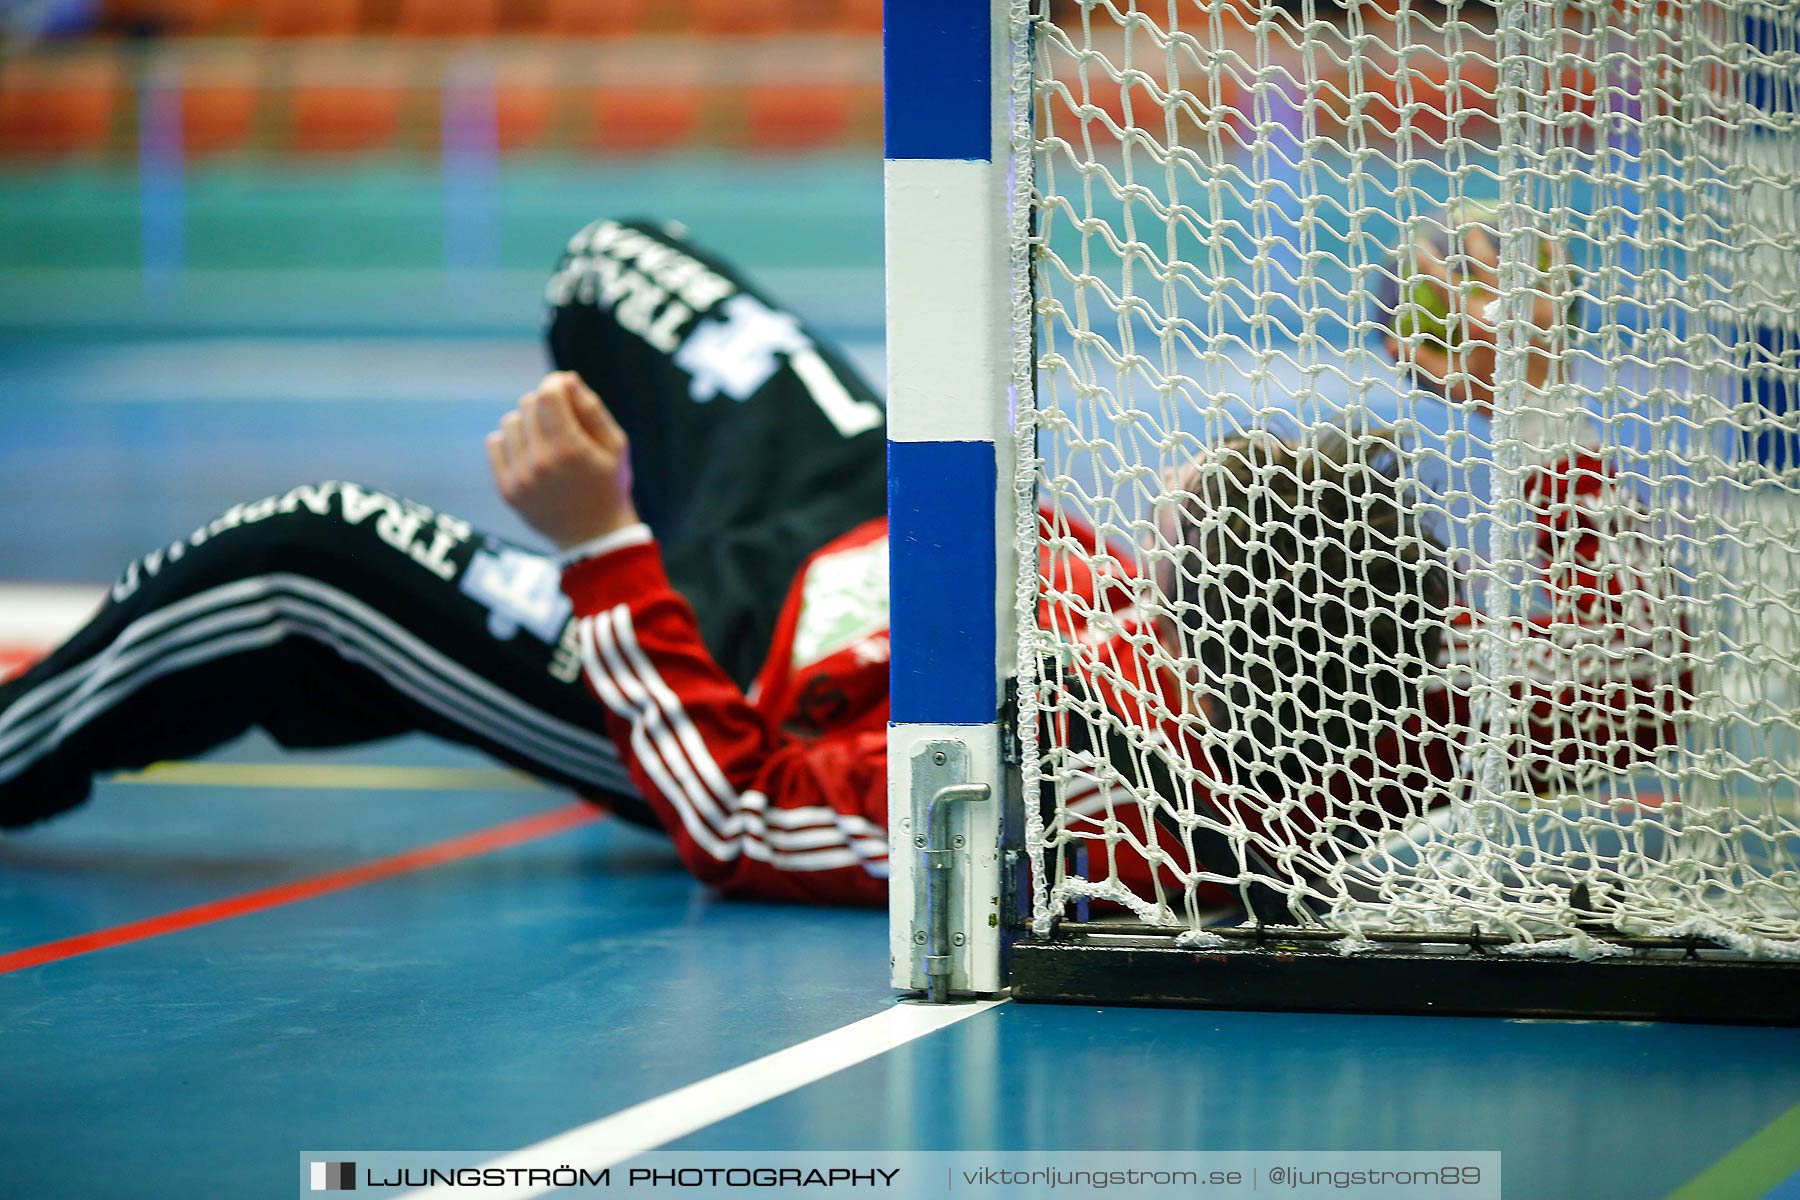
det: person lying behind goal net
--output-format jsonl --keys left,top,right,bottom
{"left": 0, "top": 214, "right": 1678, "bottom": 923}
{"left": 1034, "top": 205, "right": 1693, "bottom": 930}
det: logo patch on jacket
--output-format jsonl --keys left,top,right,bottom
{"left": 792, "top": 537, "right": 889, "bottom": 669}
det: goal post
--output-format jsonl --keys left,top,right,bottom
{"left": 883, "top": 2, "right": 1024, "bottom": 998}
{"left": 888, "top": 0, "right": 1800, "bottom": 1022}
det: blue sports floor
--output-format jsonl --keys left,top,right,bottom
{"left": 2, "top": 159, "right": 1799, "bottom": 1200}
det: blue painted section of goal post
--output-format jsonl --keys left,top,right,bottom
{"left": 883, "top": 5, "right": 991, "bottom": 162}
{"left": 888, "top": 441, "right": 999, "bottom": 725}
{"left": 883, "top": 1, "right": 1004, "bottom": 727}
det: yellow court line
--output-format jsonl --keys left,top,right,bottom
{"left": 1663, "top": 1095, "right": 1800, "bottom": 1200}
{"left": 114, "top": 761, "right": 546, "bottom": 791}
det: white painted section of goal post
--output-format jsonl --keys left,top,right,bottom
{"left": 887, "top": 722, "right": 1006, "bottom": 993}
{"left": 883, "top": 157, "right": 1010, "bottom": 445}
{"left": 398, "top": 999, "right": 1005, "bottom": 1200}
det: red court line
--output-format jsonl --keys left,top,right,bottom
{"left": 0, "top": 802, "right": 602, "bottom": 975}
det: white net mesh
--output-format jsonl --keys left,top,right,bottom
{"left": 1021, "top": 0, "right": 1800, "bottom": 956}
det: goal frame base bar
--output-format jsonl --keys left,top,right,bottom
{"left": 1009, "top": 937, "right": 1800, "bottom": 1026}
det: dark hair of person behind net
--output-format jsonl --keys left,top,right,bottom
{"left": 1161, "top": 427, "right": 1451, "bottom": 796}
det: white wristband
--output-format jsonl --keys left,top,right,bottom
{"left": 557, "top": 523, "right": 654, "bottom": 567}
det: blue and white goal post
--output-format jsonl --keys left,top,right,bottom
{"left": 885, "top": 1, "right": 1027, "bottom": 1000}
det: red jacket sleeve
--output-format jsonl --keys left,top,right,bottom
{"left": 560, "top": 537, "right": 888, "bottom": 907}
{"left": 1432, "top": 452, "right": 1693, "bottom": 792}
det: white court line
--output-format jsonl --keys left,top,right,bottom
{"left": 402, "top": 998, "right": 1006, "bottom": 1200}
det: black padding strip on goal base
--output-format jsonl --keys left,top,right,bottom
{"left": 1009, "top": 941, "right": 1800, "bottom": 1026}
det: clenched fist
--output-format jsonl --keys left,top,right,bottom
{"left": 486, "top": 371, "right": 639, "bottom": 550}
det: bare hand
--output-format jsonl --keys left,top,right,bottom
{"left": 487, "top": 372, "right": 639, "bottom": 550}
